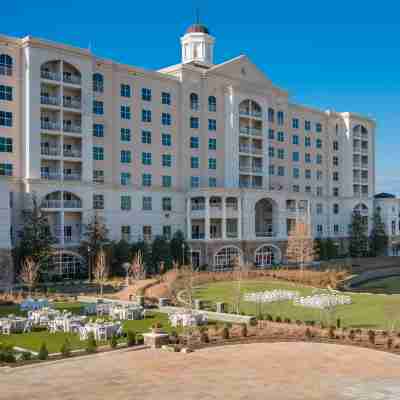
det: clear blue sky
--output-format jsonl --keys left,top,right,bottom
{"left": 4, "top": 1, "right": 400, "bottom": 194}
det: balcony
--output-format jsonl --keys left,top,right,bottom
{"left": 191, "top": 233, "right": 205, "bottom": 240}
{"left": 63, "top": 172, "right": 82, "bottom": 181}
{"left": 226, "top": 231, "right": 238, "bottom": 239}
{"left": 41, "top": 70, "right": 60, "bottom": 81}
{"left": 41, "top": 120, "right": 61, "bottom": 131}
{"left": 191, "top": 203, "right": 205, "bottom": 211}
{"left": 41, "top": 95, "right": 60, "bottom": 106}
{"left": 239, "top": 165, "right": 263, "bottom": 174}
{"left": 54, "top": 225, "right": 82, "bottom": 245}
{"left": 0, "top": 65, "right": 12, "bottom": 76}
{"left": 63, "top": 122, "right": 82, "bottom": 134}
{"left": 239, "top": 182, "right": 263, "bottom": 189}
{"left": 256, "top": 229, "right": 274, "bottom": 238}
{"left": 63, "top": 199, "right": 82, "bottom": 208}
{"left": 41, "top": 170, "right": 61, "bottom": 180}
{"left": 63, "top": 148, "right": 82, "bottom": 158}
{"left": 239, "top": 144, "right": 263, "bottom": 155}
{"left": 41, "top": 144, "right": 61, "bottom": 156}
{"left": 63, "top": 97, "right": 81, "bottom": 109}
{"left": 239, "top": 109, "right": 262, "bottom": 118}
{"left": 42, "top": 199, "right": 82, "bottom": 209}
{"left": 63, "top": 72, "right": 81, "bottom": 85}
{"left": 239, "top": 126, "right": 262, "bottom": 137}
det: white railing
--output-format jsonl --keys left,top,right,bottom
{"left": 63, "top": 199, "right": 82, "bottom": 208}
{"left": 63, "top": 123, "right": 82, "bottom": 133}
{"left": 361, "top": 148, "right": 369, "bottom": 155}
{"left": 239, "top": 110, "right": 262, "bottom": 118}
{"left": 41, "top": 121, "right": 61, "bottom": 131}
{"left": 252, "top": 165, "right": 263, "bottom": 173}
{"left": 63, "top": 148, "right": 82, "bottom": 158}
{"left": 191, "top": 204, "right": 205, "bottom": 211}
{"left": 63, "top": 73, "right": 81, "bottom": 85}
{"left": 41, "top": 95, "right": 60, "bottom": 106}
{"left": 54, "top": 225, "right": 82, "bottom": 244}
{"left": 0, "top": 65, "right": 12, "bottom": 76}
{"left": 63, "top": 97, "right": 81, "bottom": 109}
{"left": 239, "top": 144, "right": 250, "bottom": 153}
{"left": 239, "top": 165, "right": 252, "bottom": 173}
{"left": 250, "top": 127, "right": 262, "bottom": 136}
{"left": 41, "top": 171, "right": 61, "bottom": 180}
{"left": 41, "top": 70, "right": 60, "bottom": 81}
{"left": 42, "top": 200, "right": 62, "bottom": 208}
{"left": 63, "top": 172, "right": 82, "bottom": 181}
{"left": 41, "top": 199, "right": 82, "bottom": 208}
{"left": 41, "top": 145, "right": 61, "bottom": 156}
{"left": 239, "top": 182, "right": 263, "bottom": 189}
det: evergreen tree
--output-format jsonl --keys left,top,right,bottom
{"left": 15, "top": 194, "right": 54, "bottom": 274}
{"left": 151, "top": 236, "right": 172, "bottom": 273}
{"left": 38, "top": 342, "right": 49, "bottom": 360}
{"left": 325, "top": 238, "right": 338, "bottom": 260}
{"left": 170, "top": 230, "right": 190, "bottom": 265}
{"left": 81, "top": 213, "right": 110, "bottom": 280}
{"left": 349, "top": 211, "right": 369, "bottom": 258}
{"left": 110, "top": 240, "right": 132, "bottom": 276}
{"left": 369, "top": 208, "right": 389, "bottom": 256}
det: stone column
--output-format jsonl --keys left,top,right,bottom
{"left": 238, "top": 196, "right": 242, "bottom": 240}
{"left": 222, "top": 196, "right": 226, "bottom": 240}
{"left": 205, "top": 195, "right": 210, "bottom": 240}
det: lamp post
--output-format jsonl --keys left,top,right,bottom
{"left": 87, "top": 246, "right": 91, "bottom": 283}
{"left": 181, "top": 243, "right": 185, "bottom": 266}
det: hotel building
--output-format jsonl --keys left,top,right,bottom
{"left": 0, "top": 23, "right": 398, "bottom": 283}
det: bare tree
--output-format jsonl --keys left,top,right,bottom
{"left": 93, "top": 248, "right": 108, "bottom": 297}
{"left": 232, "top": 257, "right": 250, "bottom": 314}
{"left": 179, "top": 263, "right": 196, "bottom": 347}
{"left": 130, "top": 250, "right": 145, "bottom": 281}
{"left": 19, "top": 257, "right": 40, "bottom": 296}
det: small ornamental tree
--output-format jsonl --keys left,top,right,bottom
{"left": 86, "top": 332, "right": 97, "bottom": 353}
{"left": 127, "top": 330, "right": 136, "bottom": 347}
{"left": 110, "top": 333, "right": 118, "bottom": 349}
{"left": 286, "top": 220, "right": 316, "bottom": 268}
{"left": 38, "top": 342, "right": 49, "bottom": 360}
{"left": 93, "top": 248, "right": 108, "bottom": 297}
{"left": 349, "top": 211, "right": 369, "bottom": 258}
{"left": 151, "top": 236, "right": 172, "bottom": 273}
{"left": 170, "top": 230, "right": 190, "bottom": 266}
{"left": 369, "top": 208, "right": 389, "bottom": 256}
{"left": 60, "top": 338, "right": 71, "bottom": 357}
{"left": 19, "top": 257, "right": 40, "bottom": 296}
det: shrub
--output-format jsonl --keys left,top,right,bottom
{"left": 21, "top": 351, "right": 32, "bottom": 361}
{"left": 127, "top": 330, "right": 136, "bottom": 347}
{"left": 38, "top": 342, "right": 49, "bottom": 360}
{"left": 305, "top": 328, "right": 312, "bottom": 340}
{"left": 200, "top": 330, "right": 209, "bottom": 343}
{"left": 266, "top": 314, "right": 273, "bottom": 322}
{"left": 110, "top": 333, "right": 118, "bottom": 349}
{"left": 86, "top": 332, "right": 97, "bottom": 354}
{"left": 60, "top": 339, "right": 71, "bottom": 357}
{"left": 275, "top": 316, "right": 282, "bottom": 323}
{"left": 387, "top": 338, "right": 393, "bottom": 349}
{"left": 348, "top": 330, "right": 355, "bottom": 341}
{"left": 240, "top": 323, "right": 248, "bottom": 338}
{"left": 368, "top": 330, "right": 376, "bottom": 345}
{"left": 328, "top": 326, "right": 336, "bottom": 339}
{"left": 284, "top": 318, "right": 291, "bottom": 324}
{"left": 136, "top": 334, "right": 144, "bottom": 345}
{"left": 336, "top": 318, "right": 341, "bottom": 329}
{"left": 296, "top": 320, "right": 303, "bottom": 326}
{"left": 221, "top": 325, "right": 230, "bottom": 340}
{"left": 0, "top": 344, "right": 16, "bottom": 363}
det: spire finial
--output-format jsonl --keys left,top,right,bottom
{"left": 195, "top": 7, "right": 200, "bottom": 25}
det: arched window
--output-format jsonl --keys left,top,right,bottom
{"left": 239, "top": 99, "right": 262, "bottom": 118}
{"left": 42, "top": 191, "right": 82, "bottom": 209}
{"left": 255, "top": 245, "right": 281, "bottom": 267}
{"left": 93, "top": 73, "right": 104, "bottom": 93}
{"left": 190, "top": 93, "right": 199, "bottom": 111}
{"left": 208, "top": 96, "right": 216, "bottom": 112}
{"left": 353, "top": 125, "right": 368, "bottom": 137}
{"left": 214, "top": 246, "right": 242, "bottom": 271}
{"left": 0, "top": 54, "right": 13, "bottom": 76}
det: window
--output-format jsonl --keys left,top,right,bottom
{"left": 333, "top": 141, "right": 339, "bottom": 151}
{"left": 120, "top": 128, "right": 131, "bottom": 142}
{"left": 316, "top": 123, "right": 322, "bottom": 133}
{"left": 316, "top": 170, "right": 323, "bottom": 180}
{"left": 333, "top": 224, "right": 339, "bottom": 234}
{"left": 190, "top": 93, "right": 199, "bottom": 111}
{"left": 161, "top": 112, "right": 171, "bottom": 126}
{"left": 316, "top": 138, "right": 322, "bottom": 148}
{"left": 278, "top": 166, "right": 285, "bottom": 176}
{"left": 305, "top": 153, "right": 311, "bottom": 163}
{"left": 208, "top": 119, "right": 216, "bottom": 131}
{"left": 268, "top": 146, "right": 275, "bottom": 157}
{"left": 277, "top": 149, "right": 285, "bottom": 159}
{"left": 120, "top": 105, "right": 131, "bottom": 120}
{"left": 333, "top": 204, "right": 339, "bottom": 214}
{"left": 93, "top": 170, "right": 104, "bottom": 183}
{"left": 0, "top": 163, "right": 12, "bottom": 176}
{"left": 305, "top": 169, "right": 311, "bottom": 179}
{"left": 333, "top": 171, "right": 339, "bottom": 181}
{"left": 142, "top": 88, "right": 152, "bottom": 101}
{"left": 268, "top": 129, "right": 275, "bottom": 139}
{"left": 163, "top": 225, "right": 172, "bottom": 240}
{"left": 93, "top": 194, "right": 104, "bottom": 210}
{"left": 0, "top": 111, "right": 12, "bottom": 127}
{"left": 316, "top": 154, "right": 322, "bottom": 164}
{"left": 120, "top": 84, "right": 131, "bottom": 98}
{"left": 142, "top": 152, "right": 152, "bottom": 165}
{"left": 121, "top": 195, "right": 131, "bottom": 211}
{"left": 208, "top": 96, "right": 216, "bottom": 112}
{"left": 268, "top": 108, "right": 275, "bottom": 123}
{"left": 269, "top": 165, "right": 275, "bottom": 175}
{"left": 277, "top": 131, "right": 285, "bottom": 142}
{"left": 208, "top": 138, "right": 217, "bottom": 150}
{"left": 121, "top": 226, "right": 131, "bottom": 242}
{"left": 93, "top": 124, "right": 104, "bottom": 137}
{"left": 191, "top": 176, "right": 200, "bottom": 188}
{"left": 0, "top": 137, "right": 12, "bottom": 153}
{"left": 142, "top": 173, "right": 152, "bottom": 187}
{"left": 142, "top": 109, "right": 151, "bottom": 122}
{"left": 189, "top": 117, "right": 200, "bottom": 129}
{"left": 191, "top": 156, "right": 199, "bottom": 168}
{"left": 305, "top": 137, "right": 311, "bottom": 147}
{"left": 292, "top": 185, "right": 300, "bottom": 193}
{"left": 93, "top": 100, "right": 103, "bottom": 115}
{"left": 333, "top": 187, "right": 339, "bottom": 197}
{"left": 190, "top": 136, "right": 199, "bottom": 149}
{"left": 162, "top": 154, "right": 172, "bottom": 167}
{"left": 208, "top": 158, "right": 217, "bottom": 169}
{"left": 142, "top": 196, "right": 152, "bottom": 211}
{"left": 277, "top": 111, "right": 284, "bottom": 126}
{"left": 162, "top": 197, "right": 172, "bottom": 211}
{"left": 292, "top": 118, "right": 299, "bottom": 129}
{"left": 316, "top": 204, "right": 323, "bottom": 215}
{"left": 0, "top": 85, "right": 12, "bottom": 101}
{"left": 92, "top": 73, "right": 103, "bottom": 93}
{"left": 316, "top": 186, "right": 323, "bottom": 197}
{"left": 0, "top": 54, "right": 13, "bottom": 76}
{"left": 293, "top": 167, "right": 300, "bottom": 179}
{"left": 305, "top": 120, "right": 311, "bottom": 131}
{"left": 317, "top": 224, "right": 323, "bottom": 234}
{"left": 333, "top": 156, "right": 339, "bottom": 166}
{"left": 305, "top": 186, "right": 311, "bottom": 193}
{"left": 141, "top": 130, "right": 151, "bottom": 144}
{"left": 162, "top": 133, "right": 171, "bottom": 146}
{"left": 120, "top": 172, "right": 131, "bottom": 186}
{"left": 292, "top": 135, "right": 299, "bottom": 145}
{"left": 143, "top": 226, "right": 152, "bottom": 241}
{"left": 161, "top": 92, "right": 171, "bottom": 105}
{"left": 209, "top": 177, "right": 217, "bottom": 187}
{"left": 292, "top": 151, "right": 300, "bottom": 162}
{"left": 93, "top": 146, "right": 104, "bottom": 160}
{"left": 120, "top": 150, "right": 131, "bottom": 163}
{"left": 162, "top": 175, "right": 172, "bottom": 187}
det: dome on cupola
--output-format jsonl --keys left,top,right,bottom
{"left": 186, "top": 24, "right": 210, "bottom": 34}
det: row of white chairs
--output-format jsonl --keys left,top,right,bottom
{"left": 294, "top": 294, "right": 352, "bottom": 309}
{"left": 243, "top": 290, "right": 300, "bottom": 304}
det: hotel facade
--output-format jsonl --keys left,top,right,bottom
{"left": 0, "top": 24, "right": 398, "bottom": 283}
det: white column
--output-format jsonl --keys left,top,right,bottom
{"left": 205, "top": 196, "right": 210, "bottom": 240}
{"left": 238, "top": 196, "right": 242, "bottom": 240}
{"left": 60, "top": 210, "right": 65, "bottom": 246}
{"left": 186, "top": 198, "right": 191, "bottom": 239}
{"left": 222, "top": 196, "right": 226, "bottom": 240}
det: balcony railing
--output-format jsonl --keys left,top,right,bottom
{"left": 41, "top": 70, "right": 60, "bottom": 81}
{"left": 63, "top": 148, "right": 82, "bottom": 158}
{"left": 41, "top": 144, "right": 61, "bottom": 156}
{"left": 42, "top": 199, "right": 82, "bottom": 209}
{"left": 63, "top": 97, "right": 81, "bottom": 109}
{"left": 191, "top": 233, "right": 205, "bottom": 240}
{"left": 41, "top": 121, "right": 61, "bottom": 131}
{"left": 256, "top": 229, "right": 274, "bottom": 237}
{"left": 42, "top": 200, "right": 62, "bottom": 208}
{"left": 63, "top": 73, "right": 81, "bottom": 85}
{"left": 63, "top": 199, "right": 82, "bottom": 208}
{"left": 239, "top": 165, "right": 263, "bottom": 173}
{"left": 54, "top": 225, "right": 82, "bottom": 244}
{"left": 0, "top": 65, "right": 12, "bottom": 76}
{"left": 41, "top": 170, "right": 61, "bottom": 180}
{"left": 226, "top": 232, "right": 238, "bottom": 238}
{"left": 239, "top": 182, "right": 263, "bottom": 189}
{"left": 191, "top": 203, "right": 205, "bottom": 211}
{"left": 41, "top": 95, "right": 60, "bottom": 106}
{"left": 63, "top": 172, "right": 82, "bottom": 181}
{"left": 239, "top": 109, "right": 262, "bottom": 118}
{"left": 63, "top": 123, "right": 82, "bottom": 133}
{"left": 239, "top": 127, "right": 262, "bottom": 137}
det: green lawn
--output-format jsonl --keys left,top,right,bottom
{"left": 194, "top": 280, "right": 400, "bottom": 330}
{"left": 356, "top": 276, "right": 400, "bottom": 292}
{"left": 0, "top": 301, "right": 84, "bottom": 318}
{"left": 0, "top": 311, "right": 174, "bottom": 353}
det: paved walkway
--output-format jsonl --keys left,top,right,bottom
{"left": 1, "top": 342, "right": 399, "bottom": 399}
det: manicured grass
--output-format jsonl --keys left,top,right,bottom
{"left": 356, "top": 276, "right": 400, "bottom": 292}
{"left": 0, "top": 301, "right": 85, "bottom": 318}
{"left": 194, "top": 280, "right": 400, "bottom": 329}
